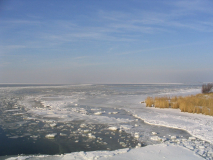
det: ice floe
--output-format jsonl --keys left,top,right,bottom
{"left": 108, "top": 126, "right": 118, "bottom": 131}
{"left": 45, "top": 133, "right": 57, "bottom": 139}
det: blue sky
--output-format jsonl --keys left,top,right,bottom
{"left": 0, "top": 0, "right": 213, "bottom": 84}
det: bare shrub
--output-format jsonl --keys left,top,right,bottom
{"left": 202, "top": 83, "right": 213, "bottom": 93}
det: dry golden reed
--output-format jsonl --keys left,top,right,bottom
{"left": 145, "top": 97, "right": 154, "bottom": 107}
{"left": 145, "top": 93, "right": 213, "bottom": 116}
{"left": 154, "top": 97, "right": 170, "bottom": 108}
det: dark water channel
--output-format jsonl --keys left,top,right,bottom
{"left": 0, "top": 121, "right": 140, "bottom": 157}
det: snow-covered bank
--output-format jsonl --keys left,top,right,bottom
{"left": 132, "top": 104, "right": 213, "bottom": 144}
{"left": 127, "top": 87, "right": 212, "bottom": 144}
{"left": 127, "top": 88, "right": 213, "bottom": 143}
{"left": 6, "top": 144, "right": 203, "bottom": 160}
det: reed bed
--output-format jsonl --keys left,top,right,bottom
{"left": 145, "top": 97, "right": 154, "bottom": 107}
{"left": 145, "top": 93, "right": 213, "bottom": 116}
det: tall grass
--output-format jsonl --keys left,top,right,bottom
{"left": 144, "top": 93, "right": 213, "bottom": 116}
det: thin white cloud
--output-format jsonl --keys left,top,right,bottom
{"left": 73, "top": 56, "right": 89, "bottom": 60}
{"left": 118, "top": 41, "right": 209, "bottom": 55}
{"left": 1, "top": 20, "right": 41, "bottom": 25}
{"left": 172, "top": 0, "right": 213, "bottom": 14}
{"left": 98, "top": 1, "right": 213, "bottom": 33}
{"left": 1, "top": 45, "right": 26, "bottom": 49}
{"left": 0, "top": 45, "right": 27, "bottom": 56}
{"left": 0, "top": 61, "right": 11, "bottom": 67}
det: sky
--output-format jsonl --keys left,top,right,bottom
{"left": 0, "top": 0, "right": 213, "bottom": 84}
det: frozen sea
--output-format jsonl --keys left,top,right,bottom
{"left": 0, "top": 84, "right": 212, "bottom": 159}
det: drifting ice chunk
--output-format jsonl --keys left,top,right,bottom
{"left": 88, "top": 133, "right": 96, "bottom": 139}
{"left": 97, "top": 137, "right": 103, "bottom": 140}
{"left": 83, "top": 130, "right": 90, "bottom": 133}
{"left": 108, "top": 126, "right": 118, "bottom": 131}
{"left": 45, "top": 133, "right": 57, "bottom": 139}
{"left": 94, "top": 112, "right": 102, "bottom": 115}
{"left": 171, "top": 136, "right": 177, "bottom": 140}
{"left": 80, "top": 123, "right": 86, "bottom": 128}
{"left": 185, "top": 145, "right": 194, "bottom": 150}
{"left": 119, "top": 142, "right": 126, "bottom": 147}
{"left": 174, "top": 139, "right": 181, "bottom": 143}
{"left": 91, "top": 108, "right": 100, "bottom": 111}
{"left": 50, "top": 123, "right": 57, "bottom": 127}
{"left": 112, "top": 112, "right": 118, "bottom": 114}
{"left": 120, "top": 125, "right": 132, "bottom": 130}
{"left": 135, "top": 143, "right": 142, "bottom": 148}
{"left": 9, "top": 136, "right": 19, "bottom": 139}
{"left": 161, "top": 137, "right": 167, "bottom": 142}
{"left": 134, "top": 132, "right": 140, "bottom": 138}
{"left": 152, "top": 132, "right": 157, "bottom": 135}
{"left": 30, "top": 135, "right": 38, "bottom": 139}
{"left": 151, "top": 136, "right": 162, "bottom": 141}
{"left": 182, "top": 138, "right": 187, "bottom": 141}
{"left": 189, "top": 137, "right": 196, "bottom": 140}
{"left": 197, "top": 150, "right": 205, "bottom": 156}
{"left": 60, "top": 133, "right": 67, "bottom": 136}
{"left": 199, "top": 146, "right": 205, "bottom": 149}
{"left": 102, "top": 142, "right": 107, "bottom": 145}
